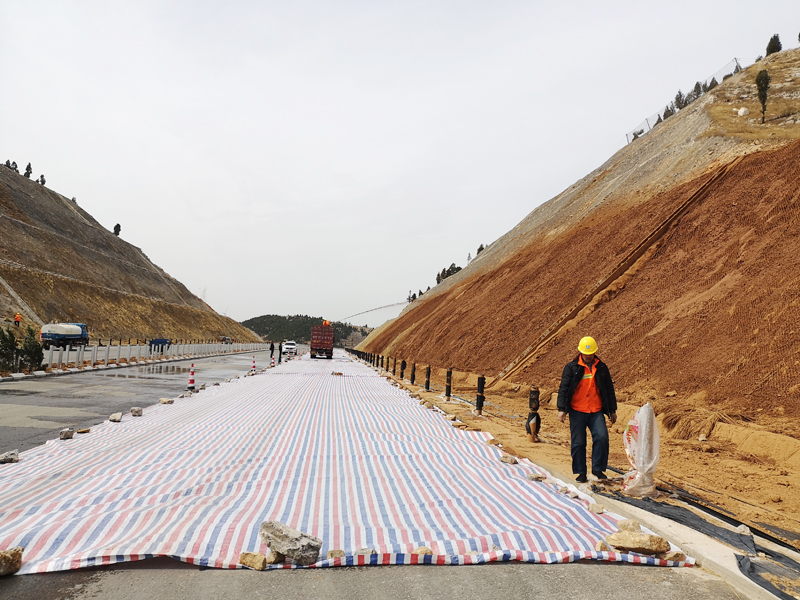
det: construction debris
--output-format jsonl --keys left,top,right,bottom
{"left": 159, "top": 398, "right": 174, "bottom": 404}
{"left": 109, "top": 412, "right": 122, "bottom": 423}
{"left": 131, "top": 407, "right": 143, "bottom": 417}
{"left": 595, "top": 541, "right": 610, "bottom": 552}
{"left": 500, "top": 454, "right": 518, "bottom": 465}
{"left": 657, "top": 550, "right": 687, "bottom": 562}
{"left": 77, "top": 429, "right": 90, "bottom": 434}
{"left": 604, "top": 520, "right": 670, "bottom": 555}
{"left": 423, "top": 401, "right": 434, "bottom": 409}
{"left": 590, "top": 503, "right": 604, "bottom": 514}
{"left": 60, "top": 428, "right": 74, "bottom": 440}
{"left": 412, "top": 546, "right": 433, "bottom": 555}
{"left": 238, "top": 551, "right": 266, "bottom": 571}
{"left": 258, "top": 521, "right": 322, "bottom": 566}
{"left": 0, "top": 450, "right": 19, "bottom": 464}
{"left": 327, "top": 549, "right": 346, "bottom": 559}
{"left": 355, "top": 548, "right": 377, "bottom": 555}
{"left": 265, "top": 550, "right": 285, "bottom": 564}
{"left": 0, "top": 546, "right": 24, "bottom": 576}
{"left": 526, "top": 473, "right": 546, "bottom": 481}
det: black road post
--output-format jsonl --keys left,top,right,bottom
{"left": 445, "top": 368, "right": 452, "bottom": 399}
{"left": 400, "top": 360, "right": 406, "bottom": 380}
{"left": 410, "top": 363, "right": 416, "bottom": 385}
{"left": 476, "top": 375, "right": 486, "bottom": 415}
{"left": 393, "top": 357, "right": 397, "bottom": 376}
{"left": 425, "top": 366, "right": 431, "bottom": 391}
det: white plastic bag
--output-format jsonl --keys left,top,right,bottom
{"left": 622, "top": 403, "right": 660, "bottom": 498}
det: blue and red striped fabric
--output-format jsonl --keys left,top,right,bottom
{"left": 0, "top": 353, "right": 691, "bottom": 573}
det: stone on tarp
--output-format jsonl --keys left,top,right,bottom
{"left": 109, "top": 412, "right": 122, "bottom": 422}
{"left": 0, "top": 450, "right": 19, "bottom": 464}
{"left": 0, "top": 546, "right": 24, "bottom": 576}
{"left": 259, "top": 521, "right": 322, "bottom": 566}
{"left": 160, "top": 398, "right": 174, "bottom": 404}
{"left": 60, "top": 428, "right": 74, "bottom": 440}
{"left": 657, "top": 550, "right": 686, "bottom": 562}
{"left": 355, "top": 548, "right": 377, "bottom": 555}
{"left": 590, "top": 503, "right": 604, "bottom": 514}
{"left": 491, "top": 544, "right": 501, "bottom": 552}
{"left": 526, "top": 473, "right": 545, "bottom": 481}
{"left": 486, "top": 438, "right": 501, "bottom": 445}
{"left": 500, "top": 454, "right": 518, "bottom": 465}
{"left": 327, "top": 549, "right": 346, "bottom": 559}
{"left": 77, "top": 428, "right": 90, "bottom": 434}
{"left": 265, "top": 550, "right": 285, "bottom": 564}
{"left": 239, "top": 551, "right": 266, "bottom": 570}
{"left": 131, "top": 407, "right": 143, "bottom": 417}
{"left": 595, "top": 541, "right": 610, "bottom": 552}
{"left": 424, "top": 401, "right": 434, "bottom": 409}
{"left": 605, "top": 520, "right": 670, "bottom": 555}
{"left": 412, "top": 546, "right": 432, "bottom": 555}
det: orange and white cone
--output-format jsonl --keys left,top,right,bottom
{"left": 187, "top": 364, "right": 195, "bottom": 390}
{"left": 271, "top": 357, "right": 275, "bottom": 368}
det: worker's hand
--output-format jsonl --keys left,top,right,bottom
{"left": 609, "top": 412, "right": 617, "bottom": 425}
{"left": 558, "top": 411, "right": 566, "bottom": 423}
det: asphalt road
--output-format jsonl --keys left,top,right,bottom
{"left": 0, "top": 348, "right": 306, "bottom": 454}
{"left": 0, "top": 346, "right": 740, "bottom": 599}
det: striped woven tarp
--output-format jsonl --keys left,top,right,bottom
{"left": 0, "top": 352, "right": 690, "bottom": 573}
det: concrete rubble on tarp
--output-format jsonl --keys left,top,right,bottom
{"left": 259, "top": 521, "right": 322, "bottom": 566}
{"left": 0, "top": 546, "right": 23, "bottom": 576}
{"left": 0, "top": 450, "right": 19, "bottom": 464}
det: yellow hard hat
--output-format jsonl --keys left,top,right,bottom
{"left": 578, "top": 336, "right": 598, "bottom": 355}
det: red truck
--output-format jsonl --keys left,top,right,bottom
{"left": 310, "top": 322, "right": 334, "bottom": 359}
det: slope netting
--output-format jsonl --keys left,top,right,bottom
{"left": 0, "top": 352, "right": 691, "bottom": 573}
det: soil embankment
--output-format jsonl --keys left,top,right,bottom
{"left": 360, "top": 49, "right": 800, "bottom": 544}
{"left": 0, "top": 169, "right": 258, "bottom": 341}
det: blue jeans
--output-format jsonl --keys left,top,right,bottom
{"left": 568, "top": 410, "right": 609, "bottom": 475}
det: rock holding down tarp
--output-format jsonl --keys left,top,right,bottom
{"left": 259, "top": 521, "right": 322, "bottom": 566}
{"left": 0, "top": 546, "right": 24, "bottom": 576}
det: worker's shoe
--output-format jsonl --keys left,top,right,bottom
{"left": 592, "top": 471, "right": 608, "bottom": 480}
{"left": 575, "top": 474, "right": 588, "bottom": 483}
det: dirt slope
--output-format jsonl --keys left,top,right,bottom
{"left": 360, "top": 50, "right": 800, "bottom": 541}
{"left": 0, "top": 169, "right": 258, "bottom": 341}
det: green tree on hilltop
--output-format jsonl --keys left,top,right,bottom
{"left": 756, "top": 69, "right": 771, "bottom": 124}
{"left": 0, "top": 327, "right": 17, "bottom": 372}
{"left": 766, "top": 34, "right": 782, "bottom": 56}
{"left": 24, "top": 163, "right": 32, "bottom": 178}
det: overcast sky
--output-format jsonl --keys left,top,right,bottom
{"left": 2, "top": 2, "right": 799, "bottom": 327}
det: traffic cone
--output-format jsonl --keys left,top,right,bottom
{"left": 271, "top": 357, "right": 275, "bottom": 368}
{"left": 187, "top": 364, "right": 195, "bottom": 390}
{"left": 252, "top": 356, "right": 256, "bottom": 372}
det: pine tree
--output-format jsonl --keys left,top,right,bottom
{"left": 38, "top": 175, "right": 46, "bottom": 185}
{"left": 662, "top": 104, "right": 675, "bottom": 120}
{"left": 477, "top": 243, "right": 485, "bottom": 255}
{"left": 756, "top": 69, "right": 771, "bottom": 124}
{"left": 113, "top": 223, "right": 121, "bottom": 236}
{"left": 707, "top": 77, "right": 718, "bottom": 92}
{"left": 18, "top": 326, "right": 43, "bottom": 373}
{"left": 766, "top": 34, "right": 782, "bottom": 56}
{"left": 0, "top": 327, "right": 17, "bottom": 372}
{"left": 24, "top": 163, "right": 32, "bottom": 178}
{"left": 674, "top": 90, "right": 686, "bottom": 110}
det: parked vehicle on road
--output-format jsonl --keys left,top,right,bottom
{"left": 310, "top": 322, "right": 334, "bottom": 359}
{"left": 284, "top": 340, "right": 297, "bottom": 356}
{"left": 40, "top": 323, "right": 89, "bottom": 349}
{"left": 149, "top": 338, "right": 171, "bottom": 351}
{"left": 219, "top": 336, "right": 232, "bottom": 344}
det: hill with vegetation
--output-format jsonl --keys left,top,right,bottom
{"left": 241, "top": 314, "right": 371, "bottom": 346}
{"left": 0, "top": 166, "right": 259, "bottom": 342}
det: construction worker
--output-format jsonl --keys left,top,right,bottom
{"left": 270, "top": 342, "right": 275, "bottom": 358}
{"left": 14, "top": 312, "right": 21, "bottom": 327}
{"left": 557, "top": 336, "right": 617, "bottom": 483}
{"left": 278, "top": 342, "right": 283, "bottom": 364}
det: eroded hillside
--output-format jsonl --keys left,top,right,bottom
{"left": 361, "top": 49, "right": 800, "bottom": 425}
{"left": 0, "top": 169, "right": 258, "bottom": 341}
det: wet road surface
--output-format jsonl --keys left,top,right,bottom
{"left": 0, "top": 349, "right": 306, "bottom": 453}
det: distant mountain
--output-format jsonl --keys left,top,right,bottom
{"left": 240, "top": 314, "right": 372, "bottom": 346}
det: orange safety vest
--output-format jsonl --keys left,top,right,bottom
{"left": 571, "top": 354, "right": 602, "bottom": 413}
{"left": 14, "top": 313, "right": 21, "bottom": 322}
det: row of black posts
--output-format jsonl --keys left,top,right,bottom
{"left": 346, "top": 349, "right": 486, "bottom": 415}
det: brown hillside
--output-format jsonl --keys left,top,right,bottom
{"left": 360, "top": 50, "right": 800, "bottom": 541}
{"left": 0, "top": 168, "right": 258, "bottom": 341}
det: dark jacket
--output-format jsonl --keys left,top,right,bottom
{"left": 557, "top": 355, "right": 617, "bottom": 416}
